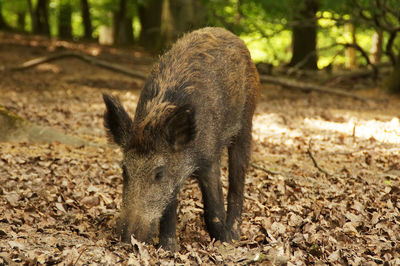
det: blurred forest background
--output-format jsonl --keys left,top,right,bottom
{"left": 0, "top": 0, "right": 400, "bottom": 92}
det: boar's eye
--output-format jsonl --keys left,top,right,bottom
{"left": 154, "top": 166, "right": 164, "bottom": 181}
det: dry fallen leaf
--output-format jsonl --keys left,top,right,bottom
{"left": 5, "top": 192, "right": 19, "bottom": 207}
{"left": 55, "top": 202, "right": 67, "bottom": 213}
{"left": 81, "top": 196, "right": 100, "bottom": 208}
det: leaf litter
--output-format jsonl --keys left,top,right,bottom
{"left": 0, "top": 32, "right": 400, "bottom": 264}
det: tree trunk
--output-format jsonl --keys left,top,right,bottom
{"left": 113, "top": 0, "right": 125, "bottom": 44}
{"left": 120, "top": 17, "right": 134, "bottom": 44}
{"left": 370, "top": 30, "right": 383, "bottom": 64}
{"left": 386, "top": 52, "right": 400, "bottom": 93}
{"left": 345, "top": 23, "right": 357, "bottom": 69}
{"left": 113, "top": 16, "right": 134, "bottom": 45}
{"left": 80, "top": 0, "right": 92, "bottom": 39}
{"left": 58, "top": 2, "right": 72, "bottom": 39}
{"left": 288, "top": 0, "right": 319, "bottom": 70}
{"left": 27, "top": 0, "right": 38, "bottom": 33}
{"left": 113, "top": 0, "right": 134, "bottom": 45}
{"left": 169, "top": 0, "right": 205, "bottom": 37}
{"left": 161, "top": 0, "right": 174, "bottom": 47}
{"left": 17, "top": 12, "right": 26, "bottom": 31}
{"left": 158, "top": 0, "right": 206, "bottom": 49}
{"left": 34, "top": 0, "right": 50, "bottom": 36}
{"left": 138, "top": 0, "right": 163, "bottom": 52}
{"left": 99, "top": 24, "right": 114, "bottom": 45}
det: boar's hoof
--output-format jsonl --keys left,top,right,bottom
{"left": 230, "top": 228, "right": 240, "bottom": 240}
{"left": 230, "top": 220, "right": 241, "bottom": 240}
{"left": 211, "top": 229, "right": 233, "bottom": 243}
{"left": 159, "top": 237, "right": 177, "bottom": 252}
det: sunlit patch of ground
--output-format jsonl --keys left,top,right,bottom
{"left": 304, "top": 116, "right": 400, "bottom": 144}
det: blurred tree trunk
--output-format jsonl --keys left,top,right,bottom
{"left": 27, "top": 0, "right": 37, "bottom": 32}
{"left": 99, "top": 24, "right": 114, "bottom": 45}
{"left": 169, "top": 0, "right": 205, "bottom": 36}
{"left": 345, "top": 23, "right": 356, "bottom": 69}
{"left": 17, "top": 12, "right": 26, "bottom": 31}
{"left": 139, "top": 0, "right": 163, "bottom": 51}
{"left": 138, "top": 0, "right": 205, "bottom": 52}
{"left": 370, "top": 30, "right": 383, "bottom": 64}
{"left": 80, "top": 0, "right": 92, "bottom": 39}
{"left": 386, "top": 52, "right": 400, "bottom": 93}
{"left": 30, "top": 0, "right": 50, "bottom": 35}
{"left": 121, "top": 17, "right": 134, "bottom": 44}
{"left": 58, "top": 1, "right": 72, "bottom": 39}
{"left": 288, "top": 0, "right": 319, "bottom": 70}
{"left": 0, "top": 2, "right": 11, "bottom": 30}
{"left": 160, "top": 0, "right": 206, "bottom": 49}
{"left": 161, "top": 0, "right": 174, "bottom": 47}
{"left": 113, "top": 0, "right": 134, "bottom": 45}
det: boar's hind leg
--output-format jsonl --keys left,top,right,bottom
{"left": 226, "top": 102, "right": 254, "bottom": 240}
{"left": 159, "top": 197, "right": 178, "bottom": 251}
{"left": 198, "top": 161, "right": 232, "bottom": 242}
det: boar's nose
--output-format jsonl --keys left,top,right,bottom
{"left": 116, "top": 219, "right": 131, "bottom": 243}
{"left": 119, "top": 219, "right": 157, "bottom": 244}
{"left": 120, "top": 225, "right": 131, "bottom": 243}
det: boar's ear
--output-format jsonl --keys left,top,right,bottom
{"left": 103, "top": 93, "right": 133, "bottom": 147}
{"left": 165, "top": 105, "right": 196, "bottom": 150}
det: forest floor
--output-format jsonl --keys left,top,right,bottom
{"left": 0, "top": 32, "right": 400, "bottom": 265}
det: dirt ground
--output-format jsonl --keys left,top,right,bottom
{"left": 0, "top": 32, "right": 400, "bottom": 265}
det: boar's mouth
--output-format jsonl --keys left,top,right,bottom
{"left": 117, "top": 210, "right": 159, "bottom": 244}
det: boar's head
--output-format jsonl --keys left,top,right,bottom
{"left": 103, "top": 94, "right": 196, "bottom": 243}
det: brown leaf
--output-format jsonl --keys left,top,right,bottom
{"left": 5, "top": 192, "right": 19, "bottom": 207}
{"left": 55, "top": 202, "right": 67, "bottom": 213}
{"left": 81, "top": 196, "right": 100, "bottom": 208}
{"left": 8, "top": 240, "right": 24, "bottom": 249}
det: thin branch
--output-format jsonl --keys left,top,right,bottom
{"left": 250, "top": 162, "right": 282, "bottom": 176}
{"left": 73, "top": 247, "right": 87, "bottom": 266}
{"left": 340, "top": 42, "right": 373, "bottom": 65}
{"left": 307, "top": 140, "right": 332, "bottom": 176}
{"left": 385, "top": 31, "right": 399, "bottom": 65}
{"left": 291, "top": 41, "right": 378, "bottom": 78}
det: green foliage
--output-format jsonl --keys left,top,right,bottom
{"left": 2, "top": 0, "right": 27, "bottom": 29}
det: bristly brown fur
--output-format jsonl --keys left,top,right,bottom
{"left": 128, "top": 27, "right": 260, "bottom": 154}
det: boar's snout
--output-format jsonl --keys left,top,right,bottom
{"left": 117, "top": 212, "right": 158, "bottom": 244}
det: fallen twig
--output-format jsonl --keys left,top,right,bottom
{"left": 250, "top": 162, "right": 282, "bottom": 176}
{"left": 250, "top": 162, "right": 317, "bottom": 185}
{"left": 307, "top": 140, "right": 332, "bottom": 176}
{"left": 73, "top": 247, "right": 87, "bottom": 266}
{"left": 259, "top": 74, "right": 371, "bottom": 102}
{"left": 5, "top": 51, "right": 148, "bottom": 80}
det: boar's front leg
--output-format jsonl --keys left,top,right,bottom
{"left": 197, "top": 160, "right": 232, "bottom": 242}
{"left": 159, "top": 197, "right": 178, "bottom": 251}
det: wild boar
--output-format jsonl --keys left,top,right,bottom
{"left": 103, "top": 27, "right": 260, "bottom": 251}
